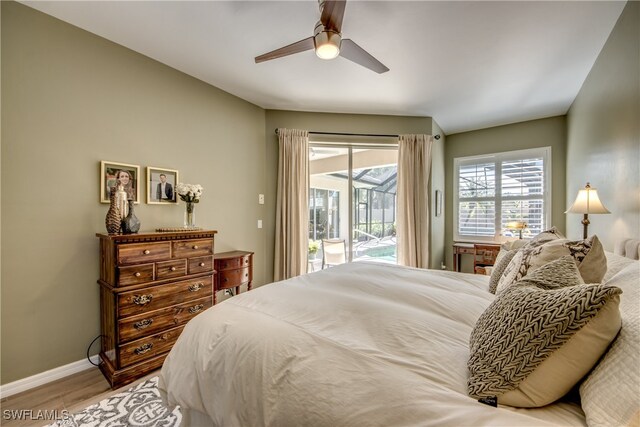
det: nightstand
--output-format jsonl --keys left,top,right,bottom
{"left": 214, "top": 250, "right": 254, "bottom": 303}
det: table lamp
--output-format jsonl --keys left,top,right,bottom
{"left": 565, "top": 182, "right": 610, "bottom": 239}
{"left": 505, "top": 221, "right": 528, "bottom": 239}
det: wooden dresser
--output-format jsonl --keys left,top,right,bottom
{"left": 96, "top": 230, "right": 217, "bottom": 388}
{"left": 214, "top": 250, "right": 253, "bottom": 301}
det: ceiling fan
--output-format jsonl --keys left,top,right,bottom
{"left": 254, "top": 0, "right": 389, "bottom": 74}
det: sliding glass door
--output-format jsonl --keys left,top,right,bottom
{"left": 308, "top": 144, "right": 397, "bottom": 270}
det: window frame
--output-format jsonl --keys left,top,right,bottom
{"left": 453, "top": 147, "right": 552, "bottom": 242}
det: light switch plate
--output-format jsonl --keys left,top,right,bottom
{"left": 258, "top": 194, "right": 265, "bottom": 204}
{"left": 257, "top": 220, "right": 263, "bottom": 228}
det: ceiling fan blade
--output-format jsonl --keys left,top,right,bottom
{"left": 321, "top": 0, "right": 346, "bottom": 33}
{"left": 255, "top": 37, "right": 315, "bottom": 63}
{"left": 340, "top": 39, "right": 389, "bottom": 74}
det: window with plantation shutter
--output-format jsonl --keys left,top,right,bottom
{"left": 454, "top": 147, "right": 551, "bottom": 242}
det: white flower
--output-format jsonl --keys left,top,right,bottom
{"left": 176, "top": 183, "right": 203, "bottom": 203}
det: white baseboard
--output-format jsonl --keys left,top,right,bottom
{"left": 0, "top": 355, "right": 101, "bottom": 399}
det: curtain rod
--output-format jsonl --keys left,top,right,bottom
{"left": 274, "top": 129, "right": 441, "bottom": 140}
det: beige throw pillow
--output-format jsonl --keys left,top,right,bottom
{"left": 497, "top": 255, "right": 584, "bottom": 294}
{"left": 516, "top": 255, "right": 585, "bottom": 290}
{"left": 498, "top": 235, "right": 606, "bottom": 292}
{"left": 530, "top": 226, "right": 564, "bottom": 243}
{"left": 489, "top": 249, "right": 517, "bottom": 294}
{"left": 468, "top": 265, "right": 622, "bottom": 407}
{"left": 501, "top": 239, "right": 529, "bottom": 251}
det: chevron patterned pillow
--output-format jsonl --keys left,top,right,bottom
{"left": 497, "top": 255, "right": 584, "bottom": 294}
{"left": 468, "top": 279, "right": 622, "bottom": 407}
{"left": 497, "top": 235, "right": 607, "bottom": 293}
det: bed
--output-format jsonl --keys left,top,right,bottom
{"left": 159, "top": 238, "right": 640, "bottom": 426}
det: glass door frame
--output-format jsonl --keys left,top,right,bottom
{"left": 309, "top": 141, "right": 398, "bottom": 263}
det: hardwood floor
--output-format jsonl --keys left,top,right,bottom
{"left": 0, "top": 368, "right": 159, "bottom": 427}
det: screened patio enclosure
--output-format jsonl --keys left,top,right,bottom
{"left": 308, "top": 146, "right": 398, "bottom": 268}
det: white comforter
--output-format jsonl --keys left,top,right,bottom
{"left": 159, "top": 262, "right": 586, "bottom": 426}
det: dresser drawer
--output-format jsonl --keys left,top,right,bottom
{"left": 118, "top": 275, "right": 213, "bottom": 318}
{"left": 457, "top": 246, "right": 475, "bottom": 255}
{"left": 117, "top": 264, "right": 154, "bottom": 287}
{"left": 118, "top": 325, "right": 185, "bottom": 368}
{"left": 216, "top": 255, "right": 250, "bottom": 271}
{"left": 117, "top": 242, "right": 171, "bottom": 266}
{"left": 118, "top": 296, "right": 212, "bottom": 343}
{"left": 217, "top": 267, "right": 250, "bottom": 290}
{"left": 188, "top": 255, "right": 213, "bottom": 275}
{"left": 172, "top": 239, "right": 213, "bottom": 259}
{"left": 156, "top": 259, "right": 187, "bottom": 280}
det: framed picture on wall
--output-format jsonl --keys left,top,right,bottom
{"left": 100, "top": 161, "right": 140, "bottom": 204}
{"left": 147, "top": 166, "right": 179, "bottom": 204}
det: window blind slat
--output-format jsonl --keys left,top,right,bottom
{"left": 456, "top": 150, "right": 548, "bottom": 239}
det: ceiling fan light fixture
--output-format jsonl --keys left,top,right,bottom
{"left": 314, "top": 31, "right": 341, "bottom": 60}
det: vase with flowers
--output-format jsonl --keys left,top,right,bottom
{"left": 176, "top": 183, "right": 203, "bottom": 228}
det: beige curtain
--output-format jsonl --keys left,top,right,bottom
{"left": 274, "top": 129, "right": 309, "bottom": 281}
{"left": 396, "top": 134, "right": 434, "bottom": 268}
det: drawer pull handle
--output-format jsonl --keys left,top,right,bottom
{"left": 245, "top": 259, "right": 248, "bottom": 264}
{"left": 134, "top": 319, "right": 153, "bottom": 330}
{"left": 133, "top": 294, "right": 153, "bottom": 305}
{"left": 193, "top": 245, "right": 199, "bottom": 250}
{"left": 170, "top": 266, "right": 177, "bottom": 272}
{"left": 223, "top": 263, "right": 228, "bottom": 268}
{"left": 143, "top": 250, "right": 150, "bottom": 255}
{"left": 223, "top": 278, "right": 229, "bottom": 283}
{"left": 188, "top": 283, "right": 203, "bottom": 292}
{"left": 245, "top": 273, "right": 248, "bottom": 277}
{"left": 134, "top": 272, "right": 141, "bottom": 277}
{"left": 134, "top": 343, "right": 153, "bottom": 355}
{"left": 199, "top": 262, "right": 205, "bottom": 267}
{"left": 189, "top": 304, "right": 204, "bottom": 314}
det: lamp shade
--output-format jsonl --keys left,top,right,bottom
{"left": 565, "top": 183, "right": 610, "bottom": 214}
{"left": 505, "top": 221, "right": 528, "bottom": 230}
{"left": 505, "top": 220, "right": 528, "bottom": 239}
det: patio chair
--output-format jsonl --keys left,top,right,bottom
{"left": 322, "top": 239, "right": 346, "bottom": 269}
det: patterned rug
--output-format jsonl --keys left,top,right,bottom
{"left": 48, "top": 377, "right": 181, "bottom": 427}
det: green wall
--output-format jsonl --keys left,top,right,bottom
{"left": 444, "top": 116, "right": 567, "bottom": 272}
{"left": 1, "top": 2, "right": 267, "bottom": 384}
{"left": 566, "top": 0, "right": 640, "bottom": 248}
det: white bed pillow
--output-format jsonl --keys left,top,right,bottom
{"left": 603, "top": 251, "right": 636, "bottom": 283}
{"left": 580, "top": 261, "right": 640, "bottom": 427}
{"left": 469, "top": 257, "right": 622, "bottom": 408}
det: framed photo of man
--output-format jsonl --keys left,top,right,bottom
{"left": 147, "top": 167, "right": 179, "bottom": 204}
{"left": 100, "top": 161, "right": 140, "bottom": 204}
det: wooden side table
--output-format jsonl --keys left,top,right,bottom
{"left": 452, "top": 242, "right": 475, "bottom": 272}
{"left": 453, "top": 242, "right": 501, "bottom": 273}
{"left": 473, "top": 244, "right": 500, "bottom": 275}
{"left": 214, "top": 250, "right": 254, "bottom": 303}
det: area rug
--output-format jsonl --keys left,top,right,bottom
{"left": 48, "top": 377, "right": 181, "bottom": 427}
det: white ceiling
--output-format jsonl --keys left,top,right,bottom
{"left": 22, "top": 1, "right": 626, "bottom": 134}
